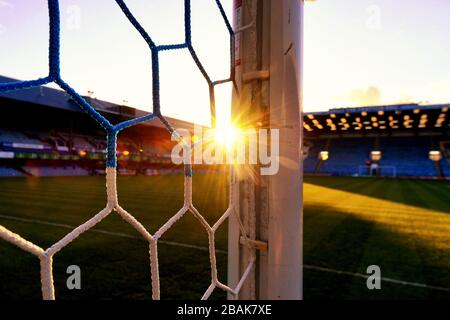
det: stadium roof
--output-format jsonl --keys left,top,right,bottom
{"left": 1, "top": 75, "right": 449, "bottom": 135}
{"left": 0, "top": 75, "right": 196, "bottom": 130}
{"left": 304, "top": 103, "right": 450, "bottom": 135}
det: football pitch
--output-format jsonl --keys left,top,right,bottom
{"left": 0, "top": 174, "right": 449, "bottom": 299}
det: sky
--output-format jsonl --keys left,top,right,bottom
{"left": 304, "top": 0, "right": 450, "bottom": 111}
{"left": 0, "top": 0, "right": 449, "bottom": 125}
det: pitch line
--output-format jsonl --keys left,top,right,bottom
{"left": 304, "top": 264, "right": 450, "bottom": 293}
{"left": 1, "top": 213, "right": 450, "bottom": 293}
{"left": 0, "top": 213, "right": 225, "bottom": 254}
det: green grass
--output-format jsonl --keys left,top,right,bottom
{"left": 0, "top": 175, "right": 449, "bottom": 299}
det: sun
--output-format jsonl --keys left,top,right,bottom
{"left": 214, "top": 123, "right": 240, "bottom": 150}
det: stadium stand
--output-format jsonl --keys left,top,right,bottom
{"left": 303, "top": 103, "right": 449, "bottom": 178}
{"left": 1, "top": 75, "right": 449, "bottom": 179}
{"left": 379, "top": 136, "right": 436, "bottom": 177}
{"left": 0, "top": 75, "right": 194, "bottom": 178}
{"left": 63, "top": 134, "right": 97, "bottom": 153}
{"left": 118, "top": 168, "right": 137, "bottom": 176}
{"left": 117, "top": 136, "right": 139, "bottom": 154}
{"left": 0, "top": 166, "right": 24, "bottom": 177}
{"left": 320, "top": 137, "right": 373, "bottom": 176}
{"left": 304, "top": 135, "right": 446, "bottom": 178}
{"left": 23, "top": 166, "right": 89, "bottom": 177}
{"left": 303, "top": 139, "right": 325, "bottom": 173}
{"left": 35, "top": 131, "right": 69, "bottom": 154}
{"left": 443, "top": 161, "right": 450, "bottom": 177}
{"left": 88, "top": 137, "right": 107, "bottom": 151}
{"left": 0, "top": 129, "right": 51, "bottom": 152}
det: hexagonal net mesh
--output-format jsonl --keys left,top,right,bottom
{"left": 0, "top": 0, "right": 256, "bottom": 300}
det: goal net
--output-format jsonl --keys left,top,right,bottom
{"left": 379, "top": 166, "right": 397, "bottom": 178}
{"left": 0, "top": 0, "right": 303, "bottom": 300}
{"left": 358, "top": 165, "right": 397, "bottom": 178}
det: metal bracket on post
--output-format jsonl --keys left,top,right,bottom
{"left": 242, "top": 70, "right": 270, "bottom": 83}
{"left": 240, "top": 236, "right": 268, "bottom": 251}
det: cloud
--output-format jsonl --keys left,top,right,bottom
{"left": 349, "top": 86, "right": 381, "bottom": 106}
{"left": 395, "top": 96, "right": 415, "bottom": 104}
{"left": 333, "top": 86, "right": 382, "bottom": 108}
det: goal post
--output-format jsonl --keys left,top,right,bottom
{"left": 228, "top": 0, "right": 303, "bottom": 300}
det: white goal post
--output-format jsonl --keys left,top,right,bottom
{"left": 228, "top": 0, "right": 303, "bottom": 300}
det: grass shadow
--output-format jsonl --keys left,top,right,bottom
{"left": 304, "top": 203, "right": 450, "bottom": 299}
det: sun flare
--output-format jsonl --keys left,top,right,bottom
{"left": 213, "top": 123, "right": 240, "bottom": 150}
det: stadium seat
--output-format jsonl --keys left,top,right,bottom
{"left": 320, "top": 138, "right": 372, "bottom": 176}
{"left": 22, "top": 166, "right": 89, "bottom": 177}
{"left": 379, "top": 137, "right": 436, "bottom": 177}
{"left": 0, "top": 166, "right": 24, "bottom": 177}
